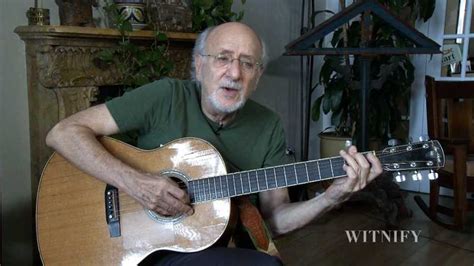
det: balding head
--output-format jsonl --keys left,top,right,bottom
{"left": 191, "top": 22, "right": 267, "bottom": 80}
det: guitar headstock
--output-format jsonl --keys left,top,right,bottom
{"left": 378, "top": 140, "right": 445, "bottom": 182}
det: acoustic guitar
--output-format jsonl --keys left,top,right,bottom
{"left": 36, "top": 137, "right": 444, "bottom": 265}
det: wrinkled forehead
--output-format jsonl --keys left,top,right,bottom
{"left": 206, "top": 25, "right": 263, "bottom": 59}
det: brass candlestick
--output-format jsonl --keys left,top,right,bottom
{"left": 26, "top": 7, "right": 50, "bottom": 26}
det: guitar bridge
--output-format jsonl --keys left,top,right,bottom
{"left": 105, "top": 184, "right": 121, "bottom": 238}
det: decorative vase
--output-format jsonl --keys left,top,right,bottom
{"left": 26, "top": 7, "right": 50, "bottom": 25}
{"left": 114, "top": 0, "right": 147, "bottom": 30}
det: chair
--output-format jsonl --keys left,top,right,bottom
{"left": 414, "top": 76, "right": 474, "bottom": 230}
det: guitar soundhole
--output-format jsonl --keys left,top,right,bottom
{"left": 145, "top": 169, "right": 189, "bottom": 223}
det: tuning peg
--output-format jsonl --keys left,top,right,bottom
{"left": 418, "top": 135, "right": 430, "bottom": 142}
{"left": 394, "top": 172, "right": 402, "bottom": 183}
{"left": 387, "top": 138, "right": 399, "bottom": 147}
{"left": 393, "top": 172, "right": 407, "bottom": 183}
{"left": 411, "top": 171, "right": 422, "bottom": 181}
{"left": 344, "top": 140, "right": 352, "bottom": 148}
{"left": 428, "top": 170, "right": 438, "bottom": 180}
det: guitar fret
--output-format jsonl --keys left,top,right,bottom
{"left": 316, "top": 161, "right": 321, "bottom": 180}
{"left": 241, "top": 173, "right": 248, "bottom": 193}
{"left": 265, "top": 169, "right": 269, "bottom": 189}
{"left": 305, "top": 163, "right": 310, "bottom": 182}
{"left": 213, "top": 177, "right": 217, "bottom": 199}
{"left": 265, "top": 168, "right": 276, "bottom": 189}
{"left": 294, "top": 165, "right": 298, "bottom": 184}
{"left": 329, "top": 159, "right": 335, "bottom": 177}
{"left": 255, "top": 171, "right": 260, "bottom": 191}
{"left": 275, "top": 167, "right": 286, "bottom": 187}
{"left": 208, "top": 178, "right": 212, "bottom": 200}
{"left": 285, "top": 165, "right": 297, "bottom": 185}
{"left": 219, "top": 176, "right": 224, "bottom": 198}
{"left": 295, "top": 163, "right": 308, "bottom": 184}
{"left": 239, "top": 173, "right": 244, "bottom": 194}
{"left": 201, "top": 179, "right": 206, "bottom": 201}
{"left": 231, "top": 174, "right": 237, "bottom": 196}
{"left": 247, "top": 172, "right": 252, "bottom": 192}
{"left": 273, "top": 168, "right": 278, "bottom": 188}
{"left": 334, "top": 158, "right": 346, "bottom": 176}
{"left": 188, "top": 181, "right": 195, "bottom": 202}
{"left": 257, "top": 170, "right": 267, "bottom": 191}
{"left": 319, "top": 159, "right": 332, "bottom": 180}
{"left": 202, "top": 179, "right": 206, "bottom": 201}
{"left": 225, "top": 175, "right": 230, "bottom": 197}
{"left": 283, "top": 167, "right": 288, "bottom": 186}
{"left": 193, "top": 181, "right": 199, "bottom": 202}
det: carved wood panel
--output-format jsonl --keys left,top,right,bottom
{"left": 15, "top": 25, "right": 197, "bottom": 197}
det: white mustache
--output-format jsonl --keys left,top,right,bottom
{"left": 219, "top": 79, "right": 243, "bottom": 90}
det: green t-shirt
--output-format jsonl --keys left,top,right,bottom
{"left": 106, "top": 78, "right": 289, "bottom": 172}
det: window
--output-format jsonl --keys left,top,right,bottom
{"left": 440, "top": 0, "right": 474, "bottom": 79}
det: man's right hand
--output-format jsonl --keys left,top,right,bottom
{"left": 125, "top": 173, "right": 194, "bottom": 217}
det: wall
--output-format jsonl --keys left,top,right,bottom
{"left": 400, "top": 0, "right": 445, "bottom": 193}
{"left": 234, "top": 0, "right": 304, "bottom": 159}
{"left": 235, "top": 0, "right": 330, "bottom": 161}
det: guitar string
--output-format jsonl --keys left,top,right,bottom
{"left": 112, "top": 144, "right": 440, "bottom": 214}
{"left": 145, "top": 145, "right": 436, "bottom": 204}
{"left": 186, "top": 145, "right": 439, "bottom": 201}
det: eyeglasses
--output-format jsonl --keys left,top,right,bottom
{"left": 200, "top": 53, "right": 263, "bottom": 73}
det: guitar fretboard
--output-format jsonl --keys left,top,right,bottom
{"left": 187, "top": 156, "right": 346, "bottom": 203}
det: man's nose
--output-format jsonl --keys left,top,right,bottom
{"left": 226, "top": 59, "right": 241, "bottom": 80}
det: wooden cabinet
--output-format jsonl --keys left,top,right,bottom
{"left": 15, "top": 25, "right": 196, "bottom": 197}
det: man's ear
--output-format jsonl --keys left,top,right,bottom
{"left": 253, "top": 67, "right": 264, "bottom": 91}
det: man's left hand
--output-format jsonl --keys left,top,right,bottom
{"left": 323, "top": 145, "right": 383, "bottom": 205}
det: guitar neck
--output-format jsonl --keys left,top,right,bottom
{"left": 188, "top": 154, "right": 349, "bottom": 203}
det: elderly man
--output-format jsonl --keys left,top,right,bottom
{"left": 46, "top": 22, "right": 382, "bottom": 265}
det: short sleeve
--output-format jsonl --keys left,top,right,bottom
{"left": 105, "top": 78, "right": 174, "bottom": 134}
{"left": 262, "top": 118, "right": 292, "bottom": 167}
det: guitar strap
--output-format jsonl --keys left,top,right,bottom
{"left": 235, "top": 196, "right": 281, "bottom": 259}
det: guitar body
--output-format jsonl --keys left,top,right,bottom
{"left": 36, "top": 137, "right": 230, "bottom": 265}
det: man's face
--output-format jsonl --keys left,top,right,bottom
{"left": 195, "top": 24, "right": 263, "bottom": 115}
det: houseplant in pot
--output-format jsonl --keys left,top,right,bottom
{"left": 312, "top": 0, "right": 436, "bottom": 156}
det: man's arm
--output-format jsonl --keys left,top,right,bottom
{"left": 46, "top": 104, "right": 193, "bottom": 216}
{"left": 259, "top": 146, "right": 383, "bottom": 236}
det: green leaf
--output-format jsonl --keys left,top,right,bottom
{"left": 310, "top": 10, "right": 335, "bottom": 27}
{"left": 331, "top": 108, "right": 343, "bottom": 126}
{"left": 156, "top": 32, "right": 168, "bottom": 41}
{"left": 236, "top": 10, "right": 245, "bottom": 21}
{"left": 201, "top": 0, "right": 214, "bottom": 9}
{"left": 331, "top": 83, "right": 344, "bottom": 111}
{"left": 122, "top": 20, "right": 133, "bottom": 33}
{"left": 311, "top": 95, "right": 323, "bottom": 121}
{"left": 322, "top": 93, "right": 331, "bottom": 114}
{"left": 420, "top": 0, "right": 436, "bottom": 22}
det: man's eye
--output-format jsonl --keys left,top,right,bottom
{"left": 241, "top": 61, "right": 254, "bottom": 69}
{"left": 216, "top": 56, "right": 231, "bottom": 63}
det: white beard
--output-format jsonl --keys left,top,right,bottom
{"left": 206, "top": 78, "right": 246, "bottom": 114}
{"left": 207, "top": 88, "right": 246, "bottom": 114}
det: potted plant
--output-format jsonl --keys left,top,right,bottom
{"left": 191, "top": 0, "right": 246, "bottom": 32}
{"left": 312, "top": 0, "right": 436, "bottom": 155}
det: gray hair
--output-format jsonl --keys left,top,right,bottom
{"left": 190, "top": 25, "right": 268, "bottom": 80}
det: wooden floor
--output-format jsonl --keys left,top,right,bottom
{"left": 275, "top": 192, "right": 474, "bottom": 266}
